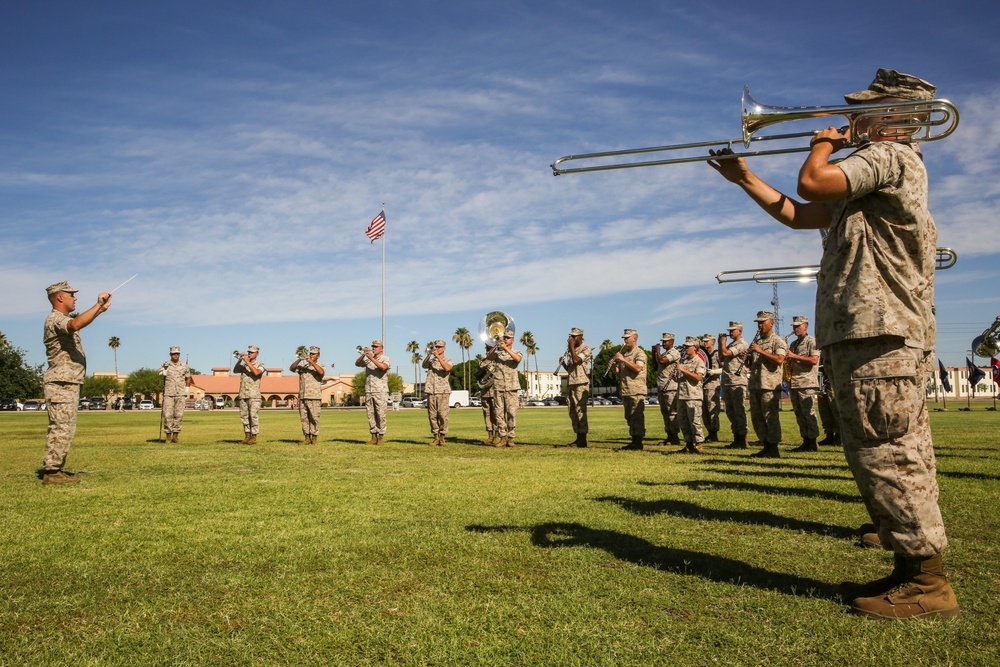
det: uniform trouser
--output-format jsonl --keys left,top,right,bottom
{"left": 825, "top": 338, "right": 946, "bottom": 556}
{"left": 162, "top": 395, "right": 186, "bottom": 434}
{"left": 749, "top": 387, "right": 782, "bottom": 444}
{"left": 818, "top": 382, "right": 840, "bottom": 436}
{"left": 365, "top": 393, "right": 388, "bottom": 434}
{"left": 427, "top": 393, "right": 450, "bottom": 435}
{"left": 567, "top": 384, "right": 590, "bottom": 434}
{"left": 481, "top": 394, "right": 497, "bottom": 434}
{"left": 239, "top": 397, "right": 262, "bottom": 435}
{"left": 43, "top": 382, "right": 79, "bottom": 472}
{"left": 702, "top": 381, "right": 721, "bottom": 433}
{"left": 790, "top": 387, "right": 820, "bottom": 439}
{"left": 676, "top": 398, "right": 704, "bottom": 444}
{"left": 495, "top": 390, "right": 518, "bottom": 437}
{"left": 722, "top": 384, "right": 748, "bottom": 437}
{"left": 657, "top": 388, "right": 678, "bottom": 435}
{"left": 623, "top": 394, "right": 645, "bottom": 439}
{"left": 299, "top": 398, "right": 321, "bottom": 436}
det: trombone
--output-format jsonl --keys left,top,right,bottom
{"left": 551, "top": 86, "right": 959, "bottom": 175}
{"left": 715, "top": 248, "right": 957, "bottom": 284}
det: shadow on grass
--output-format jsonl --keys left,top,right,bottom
{"left": 697, "top": 458, "right": 849, "bottom": 472}
{"left": 466, "top": 521, "right": 840, "bottom": 601}
{"left": 937, "top": 470, "right": 1000, "bottom": 482}
{"left": 594, "top": 495, "right": 855, "bottom": 540}
{"left": 638, "top": 479, "right": 861, "bottom": 503}
{"left": 696, "top": 466, "right": 851, "bottom": 482}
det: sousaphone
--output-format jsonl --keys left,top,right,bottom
{"left": 475, "top": 311, "right": 516, "bottom": 390}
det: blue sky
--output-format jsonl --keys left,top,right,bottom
{"left": 2, "top": 1, "right": 999, "bottom": 379}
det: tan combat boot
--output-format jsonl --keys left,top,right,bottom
{"left": 366, "top": 434, "right": 378, "bottom": 445}
{"left": 494, "top": 434, "right": 505, "bottom": 448}
{"left": 376, "top": 434, "right": 384, "bottom": 445}
{"left": 484, "top": 432, "right": 495, "bottom": 446}
{"left": 299, "top": 435, "right": 311, "bottom": 445}
{"left": 851, "top": 554, "right": 960, "bottom": 620}
{"left": 310, "top": 435, "right": 317, "bottom": 444}
{"left": 240, "top": 433, "right": 251, "bottom": 444}
{"left": 505, "top": 436, "right": 515, "bottom": 448}
{"left": 42, "top": 470, "right": 80, "bottom": 485}
{"left": 247, "top": 435, "right": 257, "bottom": 445}
{"left": 173, "top": 433, "right": 181, "bottom": 444}
{"left": 430, "top": 434, "right": 440, "bottom": 446}
{"left": 840, "top": 554, "right": 906, "bottom": 602}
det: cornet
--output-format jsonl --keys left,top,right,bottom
{"left": 551, "top": 86, "right": 959, "bottom": 175}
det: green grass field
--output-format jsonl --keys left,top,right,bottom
{"left": 2, "top": 405, "right": 998, "bottom": 666}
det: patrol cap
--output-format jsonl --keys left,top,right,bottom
{"left": 844, "top": 69, "right": 936, "bottom": 104}
{"left": 434, "top": 340, "right": 446, "bottom": 347}
{"left": 622, "top": 328, "right": 638, "bottom": 339}
{"left": 170, "top": 346, "right": 181, "bottom": 354}
{"left": 702, "top": 333, "right": 714, "bottom": 344}
{"left": 248, "top": 345, "right": 259, "bottom": 353}
{"left": 569, "top": 328, "right": 584, "bottom": 337}
{"left": 309, "top": 346, "right": 320, "bottom": 354}
{"left": 727, "top": 321, "right": 743, "bottom": 330}
{"left": 46, "top": 280, "right": 78, "bottom": 296}
{"left": 503, "top": 330, "right": 515, "bottom": 338}
{"left": 754, "top": 311, "right": 775, "bottom": 322}
{"left": 792, "top": 315, "right": 809, "bottom": 326}
{"left": 683, "top": 336, "right": 701, "bottom": 347}
{"left": 372, "top": 340, "right": 383, "bottom": 347}
{"left": 660, "top": 332, "right": 675, "bottom": 342}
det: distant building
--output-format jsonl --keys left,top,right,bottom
{"left": 928, "top": 365, "right": 998, "bottom": 399}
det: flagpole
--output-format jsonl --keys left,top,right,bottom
{"left": 381, "top": 202, "right": 386, "bottom": 348}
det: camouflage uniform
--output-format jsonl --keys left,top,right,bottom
{"left": 42, "top": 309, "right": 85, "bottom": 472}
{"left": 160, "top": 355, "right": 192, "bottom": 437}
{"left": 294, "top": 352, "right": 323, "bottom": 439}
{"left": 788, "top": 329, "right": 820, "bottom": 441}
{"left": 617, "top": 336, "right": 647, "bottom": 443}
{"left": 478, "top": 355, "right": 499, "bottom": 439}
{"left": 701, "top": 335, "right": 722, "bottom": 438}
{"left": 816, "top": 362, "right": 841, "bottom": 443}
{"left": 720, "top": 328, "right": 750, "bottom": 441}
{"left": 748, "top": 328, "right": 788, "bottom": 445}
{"left": 236, "top": 355, "right": 265, "bottom": 437}
{"left": 423, "top": 345, "right": 453, "bottom": 439}
{"left": 564, "top": 338, "right": 593, "bottom": 436}
{"left": 654, "top": 336, "right": 681, "bottom": 442}
{"left": 676, "top": 347, "right": 706, "bottom": 446}
{"left": 492, "top": 347, "right": 520, "bottom": 440}
{"left": 362, "top": 352, "right": 391, "bottom": 436}
{"left": 818, "top": 140, "right": 945, "bottom": 556}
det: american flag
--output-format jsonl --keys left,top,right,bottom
{"left": 365, "top": 211, "right": 386, "bottom": 243}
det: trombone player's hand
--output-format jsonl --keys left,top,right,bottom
{"left": 707, "top": 148, "right": 753, "bottom": 184}
{"left": 810, "top": 125, "right": 850, "bottom": 152}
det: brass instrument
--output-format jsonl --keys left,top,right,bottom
{"left": 972, "top": 316, "right": 1000, "bottom": 358}
{"left": 551, "top": 86, "right": 959, "bottom": 175}
{"left": 356, "top": 345, "right": 365, "bottom": 355}
{"left": 232, "top": 349, "right": 242, "bottom": 359}
{"left": 476, "top": 311, "right": 516, "bottom": 390}
{"left": 715, "top": 248, "right": 957, "bottom": 284}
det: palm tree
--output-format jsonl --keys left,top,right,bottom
{"left": 453, "top": 327, "right": 472, "bottom": 390}
{"left": 519, "top": 331, "right": 538, "bottom": 396}
{"left": 108, "top": 336, "right": 121, "bottom": 377}
{"left": 600, "top": 339, "right": 614, "bottom": 352}
{"left": 295, "top": 345, "right": 308, "bottom": 358}
{"left": 406, "top": 340, "right": 420, "bottom": 395}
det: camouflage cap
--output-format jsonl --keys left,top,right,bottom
{"left": 309, "top": 346, "right": 320, "bottom": 354}
{"left": 569, "top": 327, "right": 584, "bottom": 337}
{"left": 844, "top": 69, "right": 936, "bottom": 104}
{"left": 248, "top": 345, "right": 259, "bottom": 353}
{"left": 622, "top": 328, "right": 638, "bottom": 339}
{"left": 754, "top": 311, "right": 775, "bottom": 322}
{"left": 683, "top": 336, "right": 701, "bottom": 347}
{"left": 702, "top": 333, "right": 715, "bottom": 344}
{"left": 503, "top": 330, "right": 515, "bottom": 338}
{"left": 46, "top": 280, "right": 78, "bottom": 296}
{"left": 371, "top": 340, "right": 383, "bottom": 347}
{"left": 169, "top": 346, "right": 181, "bottom": 354}
{"left": 660, "top": 332, "right": 675, "bottom": 342}
{"left": 434, "top": 340, "right": 446, "bottom": 347}
{"left": 792, "top": 315, "right": 809, "bottom": 326}
{"left": 726, "top": 321, "right": 743, "bottom": 330}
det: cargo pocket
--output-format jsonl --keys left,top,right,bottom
{"left": 848, "top": 355, "right": 919, "bottom": 441}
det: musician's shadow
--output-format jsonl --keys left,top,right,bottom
{"left": 466, "top": 521, "right": 840, "bottom": 601}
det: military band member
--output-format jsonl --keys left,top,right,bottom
{"left": 747, "top": 311, "right": 787, "bottom": 458}
{"left": 160, "top": 346, "right": 193, "bottom": 443}
{"left": 422, "top": 340, "right": 453, "bottom": 446}
{"left": 235, "top": 345, "right": 266, "bottom": 444}
{"left": 40, "top": 281, "right": 111, "bottom": 485}
{"left": 817, "top": 361, "right": 841, "bottom": 446}
{"left": 719, "top": 322, "right": 750, "bottom": 449}
{"left": 356, "top": 340, "right": 390, "bottom": 445}
{"left": 563, "top": 327, "right": 593, "bottom": 447}
{"left": 477, "top": 346, "right": 500, "bottom": 444}
{"left": 701, "top": 333, "right": 723, "bottom": 442}
{"left": 652, "top": 333, "right": 681, "bottom": 445}
{"left": 674, "top": 336, "right": 707, "bottom": 453}
{"left": 786, "top": 316, "right": 821, "bottom": 452}
{"left": 486, "top": 331, "right": 522, "bottom": 447}
{"left": 613, "top": 329, "right": 647, "bottom": 451}
{"left": 291, "top": 346, "right": 325, "bottom": 444}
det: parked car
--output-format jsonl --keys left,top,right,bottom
{"left": 88, "top": 397, "right": 107, "bottom": 410}
{"left": 544, "top": 399, "right": 560, "bottom": 406}
{"left": 78, "top": 398, "right": 91, "bottom": 410}
{"left": 527, "top": 399, "right": 546, "bottom": 406}
{"left": 470, "top": 396, "right": 482, "bottom": 407}
{"left": 0, "top": 398, "right": 20, "bottom": 411}
{"left": 22, "top": 400, "right": 43, "bottom": 411}
{"left": 400, "top": 397, "right": 427, "bottom": 408}
{"left": 607, "top": 396, "right": 622, "bottom": 405}
{"left": 646, "top": 396, "right": 659, "bottom": 405}
{"left": 552, "top": 396, "right": 568, "bottom": 406}
{"left": 138, "top": 400, "right": 155, "bottom": 410}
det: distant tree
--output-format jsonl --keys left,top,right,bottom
{"left": 295, "top": 345, "right": 308, "bottom": 358}
{"left": 351, "top": 371, "right": 405, "bottom": 399}
{"left": 406, "top": 340, "right": 421, "bottom": 395}
{"left": 453, "top": 327, "right": 473, "bottom": 390}
{"left": 0, "top": 334, "right": 43, "bottom": 398}
{"left": 108, "top": 336, "right": 121, "bottom": 376}
{"left": 123, "top": 368, "right": 165, "bottom": 401}
{"left": 82, "top": 375, "right": 122, "bottom": 399}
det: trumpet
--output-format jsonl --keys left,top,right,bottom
{"left": 552, "top": 86, "right": 959, "bottom": 175}
{"left": 715, "top": 248, "right": 958, "bottom": 284}
{"left": 232, "top": 349, "right": 242, "bottom": 359}
{"left": 356, "top": 345, "right": 365, "bottom": 355}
